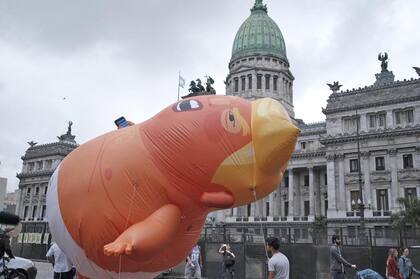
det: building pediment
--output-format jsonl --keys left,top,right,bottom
{"left": 370, "top": 171, "right": 391, "bottom": 183}
{"left": 398, "top": 168, "right": 420, "bottom": 181}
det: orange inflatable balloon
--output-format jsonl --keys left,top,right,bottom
{"left": 47, "top": 96, "right": 298, "bottom": 279}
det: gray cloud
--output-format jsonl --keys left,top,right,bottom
{"left": 1, "top": 0, "right": 419, "bottom": 191}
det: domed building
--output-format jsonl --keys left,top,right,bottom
{"left": 221, "top": 0, "right": 420, "bottom": 245}
{"left": 226, "top": 0, "right": 295, "bottom": 118}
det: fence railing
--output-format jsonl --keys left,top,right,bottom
{"left": 201, "top": 224, "right": 420, "bottom": 247}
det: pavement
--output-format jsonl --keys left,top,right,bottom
{"left": 33, "top": 261, "right": 53, "bottom": 279}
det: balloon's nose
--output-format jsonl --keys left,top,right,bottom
{"left": 251, "top": 98, "right": 299, "bottom": 175}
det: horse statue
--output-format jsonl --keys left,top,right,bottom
{"left": 196, "top": 79, "right": 205, "bottom": 92}
{"left": 205, "top": 76, "right": 216, "bottom": 94}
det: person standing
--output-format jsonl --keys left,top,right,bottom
{"left": 399, "top": 248, "right": 420, "bottom": 279}
{"left": 218, "top": 244, "right": 236, "bottom": 278}
{"left": 185, "top": 243, "right": 203, "bottom": 279}
{"left": 386, "top": 248, "right": 402, "bottom": 279}
{"left": 330, "top": 235, "right": 357, "bottom": 279}
{"left": 266, "top": 237, "right": 289, "bottom": 279}
{"left": 46, "top": 242, "right": 74, "bottom": 279}
{"left": 0, "top": 228, "right": 15, "bottom": 259}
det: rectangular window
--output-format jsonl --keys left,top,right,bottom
{"left": 343, "top": 117, "right": 359, "bottom": 133}
{"left": 273, "top": 76, "right": 278, "bottom": 91}
{"left": 248, "top": 75, "right": 252, "bottom": 89}
{"left": 407, "top": 110, "right": 414, "bottom": 123}
{"left": 395, "top": 111, "right": 402, "bottom": 125}
{"left": 45, "top": 160, "right": 52, "bottom": 169}
{"left": 234, "top": 78, "right": 239, "bottom": 92}
{"left": 266, "top": 201, "right": 270, "bottom": 216}
{"left": 301, "top": 142, "right": 306, "bottom": 150}
{"left": 257, "top": 75, "right": 262, "bottom": 89}
{"left": 369, "top": 115, "right": 376, "bottom": 128}
{"left": 284, "top": 201, "right": 289, "bottom": 216}
{"left": 28, "top": 162, "right": 34, "bottom": 171}
{"left": 304, "top": 201, "right": 310, "bottom": 216}
{"left": 350, "top": 190, "right": 361, "bottom": 210}
{"left": 405, "top": 188, "right": 417, "bottom": 201}
{"left": 378, "top": 113, "right": 386, "bottom": 127}
{"left": 403, "top": 154, "right": 413, "bottom": 169}
{"left": 304, "top": 175, "right": 309, "bottom": 186}
{"left": 350, "top": 159, "right": 359, "bottom": 172}
{"left": 24, "top": 206, "right": 29, "bottom": 218}
{"left": 32, "top": 205, "right": 38, "bottom": 219}
{"left": 284, "top": 176, "right": 289, "bottom": 188}
{"left": 376, "top": 189, "right": 389, "bottom": 211}
{"left": 375, "top": 157, "right": 385, "bottom": 171}
{"left": 265, "top": 75, "right": 270, "bottom": 89}
{"left": 41, "top": 205, "right": 47, "bottom": 218}
{"left": 241, "top": 76, "right": 246, "bottom": 91}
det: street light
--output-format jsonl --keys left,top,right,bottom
{"left": 355, "top": 109, "right": 366, "bottom": 241}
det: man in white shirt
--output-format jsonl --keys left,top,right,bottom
{"left": 46, "top": 243, "right": 74, "bottom": 279}
{"left": 266, "top": 237, "right": 289, "bottom": 279}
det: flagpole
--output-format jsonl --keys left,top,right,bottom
{"left": 177, "top": 71, "right": 181, "bottom": 101}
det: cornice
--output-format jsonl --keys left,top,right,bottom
{"left": 329, "top": 77, "right": 420, "bottom": 98}
{"left": 323, "top": 92, "right": 420, "bottom": 115}
{"left": 292, "top": 150, "right": 326, "bottom": 159}
{"left": 16, "top": 170, "right": 54, "bottom": 179}
{"left": 320, "top": 125, "right": 420, "bottom": 145}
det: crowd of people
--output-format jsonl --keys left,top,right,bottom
{"left": 182, "top": 235, "right": 419, "bottom": 279}
{"left": 0, "top": 224, "right": 418, "bottom": 279}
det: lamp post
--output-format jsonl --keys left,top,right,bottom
{"left": 355, "top": 109, "right": 366, "bottom": 241}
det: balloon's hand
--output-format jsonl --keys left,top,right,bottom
{"left": 104, "top": 241, "right": 133, "bottom": 256}
{"left": 103, "top": 204, "right": 181, "bottom": 259}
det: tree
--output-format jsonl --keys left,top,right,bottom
{"left": 390, "top": 197, "right": 420, "bottom": 247}
{"left": 390, "top": 197, "right": 420, "bottom": 229}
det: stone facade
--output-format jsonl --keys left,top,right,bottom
{"left": 221, "top": 0, "right": 420, "bottom": 231}
{"left": 16, "top": 123, "right": 78, "bottom": 221}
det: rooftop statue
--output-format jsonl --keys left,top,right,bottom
{"left": 327, "top": 81, "right": 342, "bottom": 93}
{"left": 27, "top": 141, "right": 37, "bottom": 147}
{"left": 181, "top": 76, "right": 217, "bottom": 99}
{"left": 413, "top": 67, "right": 420, "bottom": 77}
{"left": 205, "top": 76, "right": 216, "bottom": 95}
{"left": 196, "top": 79, "right": 205, "bottom": 92}
{"left": 378, "top": 52, "right": 389, "bottom": 72}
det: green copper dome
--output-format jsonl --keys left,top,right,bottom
{"left": 231, "top": 0, "right": 287, "bottom": 61}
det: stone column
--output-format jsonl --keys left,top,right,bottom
{"left": 308, "top": 167, "right": 315, "bottom": 216}
{"left": 327, "top": 155, "right": 337, "bottom": 214}
{"left": 362, "top": 152, "right": 372, "bottom": 208}
{"left": 288, "top": 169, "right": 294, "bottom": 217}
{"left": 416, "top": 147, "right": 420, "bottom": 169}
{"left": 389, "top": 149, "right": 399, "bottom": 210}
{"left": 337, "top": 154, "right": 346, "bottom": 211}
{"left": 233, "top": 207, "right": 238, "bottom": 217}
{"left": 315, "top": 170, "right": 321, "bottom": 216}
{"left": 386, "top": 110, "right": 394, "bottom": 129}
{"left": 359, "top": 113, "right": 367, "bottom": 132}
{"left": 267, "top": 194, "right": 278, "bottom": 217}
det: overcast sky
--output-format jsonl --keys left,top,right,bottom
{"left": 1, "top": 0, "right": 420, "bottom": 192}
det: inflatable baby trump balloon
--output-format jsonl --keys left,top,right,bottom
{"left": 46, "top": 96, "right": 298, "bottom": 279}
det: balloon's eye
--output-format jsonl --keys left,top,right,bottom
{"left": 174, "top": 99, "right": 202, "bottom": 112}
{"left": 228, "top": 111, "right": 235, "bottom": 123}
